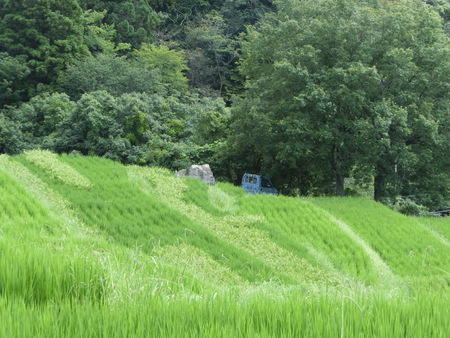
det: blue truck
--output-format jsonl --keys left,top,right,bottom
{"left": 241, "top": 173, "right": 278, "bottom": 195}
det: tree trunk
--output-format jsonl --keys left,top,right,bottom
{"left": 374, "top": 164, "right": 384, "bottom": 201}
{"left": 332, "top": 145, "right": 345, "bottom": 197}
{"left": 335, "top": 172, "right": 345, "bottom": 196}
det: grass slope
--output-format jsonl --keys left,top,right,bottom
{"left": 311, "top": 198, "right": 450, "bottom": 286}
{"left": 1, "top": 151, "right": 449, "bottom": 336}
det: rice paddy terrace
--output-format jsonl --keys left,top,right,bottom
{"left": 1, "top": 150, "right": 449, "bottom": 337}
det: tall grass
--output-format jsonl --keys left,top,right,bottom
{"left": 311, "top": 197, "right": 450, "bottom": 283}
{"left": 0, "top": 168, "right": 105, "bottom": 304}
{"left": 420, "top": 216, "right": 450, "bottom": 243}
{"left": 237, "top": 194, "right": 381, "bottom": 285}
{"left": 0, "top": 242, "right": 106, "bottom": 304}
{"left": 0, "top": 155, "right": 217, "bottom": 303}
{"left": 128, "top": 165, "right": 337, "bottom": 286}
{"left": 155, "top": 243, "right": 247, "bottom": 286}
{"left": 24, "top": 149, "right": 92, "bottom": 188}
{"left": 14, "top": 154, "right": 288, "bottom": 285}
{"left": 1, "top": 290, "right": 450, "bottom": 337}
{"left": 2, "top": 153, "right": 450, "bottom": 337}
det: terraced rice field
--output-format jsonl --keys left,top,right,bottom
{"left": 1, "top": 151, "right": 449, "bottom": 336}
{"left": 311, "top": 198, "right": 450, "bottom": 283}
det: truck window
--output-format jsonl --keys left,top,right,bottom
{"left": 245, "top": 175, "right": 257, "bottom": 184}
{"left": 261, "top": 177, "right": 273, "bottom": 188}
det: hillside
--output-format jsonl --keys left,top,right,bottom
{"left": 2, "top": 0, "right": 449, "bottom": 212}
{"left": 1, "top": 150, "right": 450, "bottom": 336}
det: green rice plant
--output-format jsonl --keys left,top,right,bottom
{"left": 419, "top": 216, "right": 450, "bottom": 243}
{"left": 0, "top": 156, "right": 217, "bottom": 304}
{"left": 182, "top": 177, "right": 227, "bottom": 216}
{"left": 208, "top": 184, "right": 239, "bottom": 214}
{"left": 1, "top": 289, "right": 450, "bottom": 337}
{"left": 0, "top": 155, "right": 82, "bottom": 230}
{"left": 311, "top": 197, "right": 450, "bottom": 281}
{"left": 91, "top": 241, "right": 216, "bottom": 301}
{"left": 219, "top": 214, "right": 338, "bottom": 286}
{"left": 16, "top": 155, "right": 284, "bottom": 285}
{"left": 181, "top": 178, "right": 239, "bottom": 216}
{"left": 0, "top": 239, "right": 106, "bottom": 304}
{"left": 3, "top": 152, "right": 450, "bottom": 336}
{"left": 0, "top": 165, "right": 68, "bottom": 239}
{"left": 155, "top": 243, "right": 247, "bottom": 286}
{"left": 23, "top": 149, "right": 92, "bottom": 188}
{"left": 237, "top": 194, "right": 382, "bottom": 286}
{"left": 215, "top": 181, "right": 247, "bottom": 198}
{"left": 128, "top": 165, "right": 337, "bottom": 286}
{"left": 326, "top": 212, "right": 398, "bottom": 288}
{"left": 0, "top": 168, "right": 106, "bottom": 304}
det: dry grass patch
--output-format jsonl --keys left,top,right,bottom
{"left": 24, "top": 150, "right": 92, "bottom": 188}
{"left": 155, "top": 243, "right": 247, "bottom": 286}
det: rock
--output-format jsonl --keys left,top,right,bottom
{"left": 176, "top": 164, "right": 216, "bottom": 185}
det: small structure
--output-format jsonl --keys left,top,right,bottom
{"left": 241, "top": 173, "right": 277, "bottom": 195}
{"left": 429, "top": 209, "right": 450, "bottom": 216}
{"left": 177, "top": 164, "right": 216, "bottom": 185}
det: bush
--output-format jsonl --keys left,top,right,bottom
{"left": 391, "top": 197, "right": 429, "bottom": 216}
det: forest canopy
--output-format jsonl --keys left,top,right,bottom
{"left": 1, "top": 0, "right": 449, "bottom": 210}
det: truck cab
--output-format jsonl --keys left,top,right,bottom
{"left": 241, "top": 173, "right": 278, "bottom": 195}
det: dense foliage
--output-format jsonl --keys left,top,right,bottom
{"left": 231, "top": 0, "right": 450, "bottom": 209}
{"left": 0, "top": 0, "right": 449, "bottom": 209}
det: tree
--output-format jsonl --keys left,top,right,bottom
{"left": 134, "top": 43, "right": 189, "bottom": 95}
{"left": 0, "top": 92, "right": 74, "bottom": 153}
{"left": 184, "top": 12, "right": 237, "bottom": 97}
{"left": 232, "top": 0, "right": 450, "bottom": 203}
{"left": 0, "top": 113, "right": 24, "bottom": 154}
{"left": 186, "top": 96, "right": 230, "bottom": 145}
{"left": 53, "top": 91, "right": 198, "bottom": 166}
{"left": 367, "top": 1, "right": 450, "bottom": 206}
{"left": 58, "top": 53, "right": 163, "bottom": 100}
{"left": 0, "top": 0, "right": 90, "bottom": 98}
{"left": 220, "top": 0, "right": 274, "bottom": 37}
{"left": 78, "top": 0, "right": 160, "bottom": 48}
{"left": 81, "top": 9, "right": 130, "bottom": 55}
{"left": 0, "top": 52, "right": 30, "bottom": 108}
